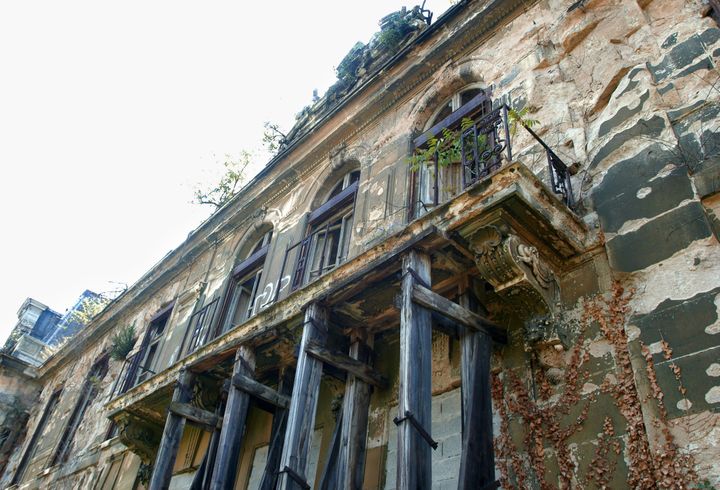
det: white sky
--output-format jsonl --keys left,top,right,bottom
{"left": 0, "top": 1, "right": 451, "bottom": 344}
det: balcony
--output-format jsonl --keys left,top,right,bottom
{"left": 410, "top": 92, "right": 575, "bottom": 219}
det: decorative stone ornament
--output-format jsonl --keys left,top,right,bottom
{"left": 470, "top": 225, "right": 558, "bottom": 316}
{"left": 115, "top": 413, "right": 162, "bottom": 464}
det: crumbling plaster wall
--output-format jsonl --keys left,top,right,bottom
{"left": 414, "top": 0, "right": 720, "bottom": 484}
{"left": 4, "top": 0, "right": 720, "bottom": 487}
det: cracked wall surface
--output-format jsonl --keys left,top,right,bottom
{"left": 1, "top": 0, "right": 719, "bottom": 487}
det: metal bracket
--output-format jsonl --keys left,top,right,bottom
{"left": 393, "top": 410, "right": 438, "bottom": 450}
{"left": 278, "top": 466, "right": 310, "bottom": 490}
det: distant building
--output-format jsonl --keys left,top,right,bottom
{"left": 2, "top": 299, "right": 61, "bottom": 367}
{"left": 2, "top": 291, "right": 103, "bottom": 367}
{"left": 0, "top": 291, "right": 103, "bottom": 479}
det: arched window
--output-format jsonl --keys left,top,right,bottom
{"left": 220, "top": 227, "right": 273, "bottom": 333}
{"left": 290, "top": 170, "right": 359, "bottom": 289}
{"left": 413, "top": 86, "right": 495, "bottom": 217}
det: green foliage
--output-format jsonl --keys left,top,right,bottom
{"left": 694, "top": 481, "right": 717, "bottom": 490}
{"left": 407, "top": 117, "right": 487, "bottom": 171}
{"left": 508, "top": 106, "right": 540, "bottom": 136}
{"left": 377, "top": 9, "right": 418, "bottom": 50}
{"left": 69, "top": 295, "right": 111, "bottom": 327}
{"left": 336, "top": 42, "right": 365, "bottom": 83}
{"left": 262, "top": 122, "right": 287, "bottom": 155}
{"left": 193, "top": 152, "right": 252, "bottom": 209}
{"left": 110, "top": 324, "right": 136, "bottom": 361}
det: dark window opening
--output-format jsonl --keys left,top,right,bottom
{"left": 136, "top": 307, "right": 172, "bottom": 384}
{"left": 108, "top": 303, "right": 175, "bottom": 400}
{"left": 327, "top": 170, "right": 360, "bottom": 200}
{"left": 219, "top": 229, "right": 273, "bottom": 335}
{"left": 181, "top": 298, "right": 220, "bottom": 355}
{"left": 12, "top": 389, "right": 62, "bottom": 485}
{"left": 413, "top": 88, "right": 493, "bottom": 217}
{"left": 51, "top": 357, "right": 109, "bottom": 466}
{"left": 708, "top": 0, "right": 720, "bottom": 24}
{"left": 305, "top": 209, "right": 353, "bottom": 282}
{"left": 288, "top": 171, "right": 359, "bottom": 291}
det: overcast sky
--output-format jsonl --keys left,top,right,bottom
{"left": 0, "top": 1, "right": 451, "bottom": 344}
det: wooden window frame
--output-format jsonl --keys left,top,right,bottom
{"left": 11, "top": 388, "right": 62, "bottom": 485}
{"left": 290, "top": 175, "right": 359, "bottom": 290}
{"left": 218, "top": 231, "right": 273, "bottom": 335}
{"left": 136, "top": 306, "right": 173, "bottom": 384}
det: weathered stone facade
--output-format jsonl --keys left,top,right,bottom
{"left": 2, "top": 0, "right": 719, "bottom": 488}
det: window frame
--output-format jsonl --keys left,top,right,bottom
{"left": 136, "top": 305, "right": 173, "bottom": 384}
{"left": 50, "top": 356, "right": 109, "bottom": 466}
{"left": 412, "top": 88, "right": 493, "bottom": 217}
{"left": 11, "top": 388, "right": 63, "bottom": 485}
{"left": 290, "top": 172, "right": 359, "bottom": 290}
{"left": 219, "top": 229, "right": 273, "bottom": 334}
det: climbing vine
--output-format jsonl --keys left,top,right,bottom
{"left": 492, "top": 331, "right": 592, "bottom": 489}
{"left": 492, "top": 283, "right": 701, "bottom": 489}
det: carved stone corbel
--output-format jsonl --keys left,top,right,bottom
{"left": 470, "top": 226, "right": 558, "bottom": 316}
{"left": 115, "top": 413, "right": 162, "bottom": 464}
{"left": 192, "top": 376, "right": 221, "bottom": 411}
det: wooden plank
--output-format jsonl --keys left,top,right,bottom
{"left": 305, "top": 341, "right": 387, "bottom": 389}
{"left": 259, "top": 368, "right": 294, "bottom": 490}
{"left": 458, "top": 289, "right": 495, "bottom": 488}
{"left": 412, "top": 283, "right": 507, "bottom": 343}
{"left": 168, "top": 402, "right": 218, "bottom": 430}
{"left": 278, "top": 303, "right": 328, "bottom": 490}
{"left": 336, "top": 336, "right": 374, "bottom": 489}
{"left": 210, "top": 346, "right": 256, "bottom": 489}
{"left": 318, "top": 412, "right": 343, "bottom": 490}
{"left": 148, "top": 369, "right": 195, "bottom": 490}
{"left": 189, "top": 384, "right": 227, "bottom": 490}
{"left": 232, "top": 373, "right": 290, "bottom": 409}
{"left": 397, "top": 250, "right": 433, "bottom": 490}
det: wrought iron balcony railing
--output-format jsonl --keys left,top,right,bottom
{"left": 108, "top": 351, "right": 154, "bottom": 400}
{"left": 178, "top": 298, "right": 220, "bottom": 358}
{"left": 410, "top": 94, "right": 574, "bottom": 217}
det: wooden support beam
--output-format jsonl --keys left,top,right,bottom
{"left": 210, "top": 346, "right": 256, "bottom": 489}
{"left": 189, "top": 383, "right": 227, "bottom": 490}
{"left": 149, "top": 369, "right": 195, "bottom": 490}
{"left": 336, "top": 335, "right": 374, "bottom": 489}
{"left": 397, "top": 250, "right": 433, "bottom": 490}
{"left": 168, "top": 402, "right": 218, "bottom": 430}
{"left": 458, "top": 289, "right": 495, "bottom": 488}
{"left": 412, "top": 283, "right": 507, "bottom": 343}
{"left": 259, "top": 368, "right": 294, "bottom": 490}
{"left": 318, "top": 412, "right": 343, "bottom": 490}
{"left": 232, "top": 373, "right": 290, "bottom": 409}
{"left": 431, "top": 311, "right": 460, "bottom": 339}
{"left": 305, "top": 341, "right": 387, "bottom": 389}
{"left": 278, "top": 303, "right": 328, "bottom": 490}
